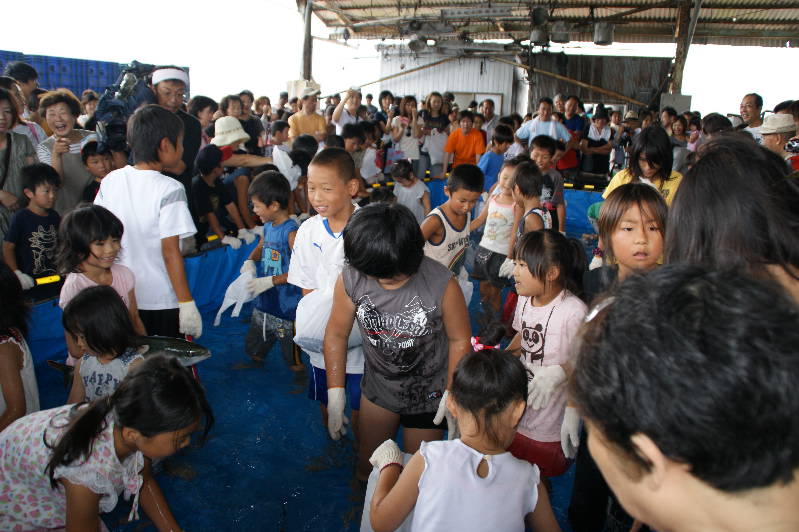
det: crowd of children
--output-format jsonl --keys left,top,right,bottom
{"left": 0, "top": 59, "right": 798, "bottom": 531}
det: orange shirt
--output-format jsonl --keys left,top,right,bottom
{"left": 445, "top": 128, "right": 486, "bottom": 167}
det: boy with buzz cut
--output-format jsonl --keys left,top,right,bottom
{"left": 288, "top": 147, "right": 364, "bottom": 434}
{"left": 240, "top": 171, "right": 303, "bottom": 370}
{"left": 95, "top": 104, "right": 202, "bottom": 339}
{"left": 3, "top": 163, "right": 61, "bottom": 299}
{"left": 531, "top": 135, "right": 566, "bottom": 232}
{"left": 478, "top": 124, "right": 514, "bottom": 192}
{"left": 421, "top": 163, "right": 484, "bottom": 275}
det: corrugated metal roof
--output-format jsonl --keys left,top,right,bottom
{"left": 307, "top": 0, "right": 799, "bottom": 47}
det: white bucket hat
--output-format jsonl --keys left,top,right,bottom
{"left": 211, "top": 116, "right": 250, "bottom": 147}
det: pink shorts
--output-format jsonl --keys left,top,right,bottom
{"left": 508, "top": 432, "right": 570, "bottom": 478}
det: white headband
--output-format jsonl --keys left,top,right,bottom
{"left": 152, "top": 68, "right": 189, "bottom": 87}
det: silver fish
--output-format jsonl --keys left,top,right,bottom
{"left": 48, "top": 336, "right": 211, "bottom": 387}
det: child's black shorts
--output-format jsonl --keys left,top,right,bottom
{"left": 470, "top": 245, "right": 506, "bottom": 287}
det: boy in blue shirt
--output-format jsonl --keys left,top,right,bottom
{"left": 477, "top": 124, "right": 513, "bottom": 192}
{"left": 240, "top": 171, "right": 302, "bottom": 370}
{"left": 3, "top": 163, "right": 61, "bottom": 300}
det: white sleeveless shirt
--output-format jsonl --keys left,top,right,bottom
{"left": 423, "top": 207, "right": 471, "bottom": 274}
{"left": 411, "top": 439, "right": 540, "bottom": 532}
{"left": 0, "top": 331, "right": 39, "bottom": 418}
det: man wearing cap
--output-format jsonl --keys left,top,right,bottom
{"left": 739, "top": 93, "right": 764, "bottom": 144}
{"left": 150, "top": 66, "right": 202, "bottom": 196}
{"left": 760, "top": 114, "right": 799, "bottom": 171}
{"left": 288, "top": 88, "right": 326, "bottom": 142}
{"left": 611, "top": 111, "right": 639, "bottom": 171}
{"left": 332, "top": 88, "right": 362, "bottom": 136}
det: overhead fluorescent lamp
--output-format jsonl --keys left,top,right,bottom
{"left": 443, "top": 7, "right": 513, "bottom": 19}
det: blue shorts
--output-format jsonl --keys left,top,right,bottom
{"left": 308, "top": 365, "right": 362, "bottom": 411}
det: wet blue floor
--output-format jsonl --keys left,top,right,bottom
{"left": 36, "top": 287, "right": 575, "bottom": 532}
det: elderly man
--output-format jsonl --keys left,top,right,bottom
{"left": 760, "top": 113, "right": 799, "bottom": 171}
{"left": 515, "top": 97, "right": 571, "bottom": 149}
{"left": 739, "top": 93, "right": 764, "bottom": 143}
{"left": 288, "top": 88, "right": 326, "bottom": 142}
{"left": 480, "top": 98, "right": 499, "bottom": 140}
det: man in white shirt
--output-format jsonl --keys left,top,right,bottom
{"left": 740, "top": 93, "right": 764, "bottom": 144}
{"left": 515, "top": 97, "right": 571, "bottom": 148}
{"left": 480, "top": 99, "right": 499, "bottom": 140}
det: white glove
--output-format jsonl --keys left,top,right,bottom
{"left": 14, "top": 270, "right": 34, "bottom": 290}
{"left": 498, "top": 258, "right": 515, "bottom": 278}
{"left": 178, "top": 300, "right": 203, "bottom": 339}
{"left": 240, "top": 259, "right": 256, "bottom": 275}
{"left": 238, "top": 228, "right": 256, "bottom": 245}
{"left": 561, "top": 407, "right": 581, "bottom": 459}
{"left": 249, "top": 225, "right": 264, "bottom": 239}
{"left": 246, "top": 276, "right": 274, "bottom": 296}
{"left": 327, "top": 387, "right": 349, "bottom": 440}
{"left": 221, "top": 235, "right": 242, "bottom": 250}
{"left": 369, "top": 439, "right": 403, "bottom": 472}
{"left": 433, "top": 390, "right": 459, "bottom": 440}
{"left": 528, "top": 364, "right": 566, "bottom": 410}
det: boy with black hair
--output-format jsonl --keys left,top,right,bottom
{"left": 80, "top": 141, "right": 113, "bottom": 202}
{"left": 391, "top": 159, "right": 430, "bottom": 224}
{"left": 478, "top": 124, "right": 514, "bottom": 192}
{"left": 94, "top": 104, "right": 201, "bottom": 339}
{"left": 421, "top": 164, "right": 483, "bottom": 274}
{"left": 191, "top": 144, "right": 250, "bottom": 250}
{"left": 269, "top": 120, "right": 290, "bottom": 155}
{"left": 3, "top": 163, "right": 60, "bottom": 298}
{"left": 324, "top": 134, "right": 345, "bottom": 149}
{"left": 288, "top": 147, "right": 364, "bottom": 433}
{"left": 531, "top": 135, "right": 566, "bottom": 232}
{"left": 341, "top": 123, "right": 365, "bottom": 154}
{"left": 240, "top": 171, "right": 302, "bottom": 370}
{"left": 291, "top": 134, "right": 319, "bottom": 159}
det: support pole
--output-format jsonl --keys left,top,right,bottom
{"left": 302, "top": 0, "right": 314, "bottom": 81}
{"left": 669, "top": 0, "right": 691, "bottom": 94}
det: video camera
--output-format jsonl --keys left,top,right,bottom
{"left": 94, "top": 61, "right": 157, "bottom": 152}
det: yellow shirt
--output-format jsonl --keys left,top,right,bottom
{"left": 603, "top": 168, "right": 683, "bottom": 205}
{"left": 288, "top": 112, "right": 326, "bottom": 139}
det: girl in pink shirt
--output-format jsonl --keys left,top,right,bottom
{"left": 507, "top": 230, "right": 588, "bottom": 478}
{"left": 58, "top": 205, "right": 146, "bottom": 361}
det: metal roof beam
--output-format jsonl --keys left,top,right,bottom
{"left": 329, "top": 1, "right": 799, "bottom": 10}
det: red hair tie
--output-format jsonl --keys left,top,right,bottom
{"left": 471, "top": 336, "right": 499, "bottom": 351}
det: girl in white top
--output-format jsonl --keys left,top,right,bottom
{"left": 0, "top": 355, "right": 213, "bottom": 532}
{"left": 470, "top": 161, "right": 517, "bottom": 314}
{"left": 391, "top": 96, "right": 424, "bottom": 171}
{"left": 0, "top": 262, "right": 39, "bottom": 434}
{"left": 368, "top": 349, "right": 561, "bottom": 532}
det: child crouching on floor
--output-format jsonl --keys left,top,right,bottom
{"left": 240, "top": 171, "right": 302, "bottom": 369}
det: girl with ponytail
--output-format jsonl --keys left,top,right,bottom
{"left": 0, "top": 355, "right": 213, "bottom": 531}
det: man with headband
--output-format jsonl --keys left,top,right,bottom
{"left": 150, "top": 66, "right": 202, "bottom": 200}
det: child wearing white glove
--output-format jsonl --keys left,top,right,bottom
{"left": 505, "top": 230, "right": 587, "bottom": 480}
{"left": 323, "top": 203, "right": 471, "bottom": 482}
{"left": 368, "top": 350, "right": 561, "bottom": 532}
{"left": 240, "top": 171, "right": 302, "bottom": 369}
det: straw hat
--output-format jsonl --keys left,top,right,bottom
{"left": 760, "top": 113, "right": 796, "bottom": 135}
{"left": 211, "top": 116, "right": 250, "bottom": 147}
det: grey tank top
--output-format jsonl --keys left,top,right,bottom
{"left": 342, "top": 256, "right": 453, "bottom": 414}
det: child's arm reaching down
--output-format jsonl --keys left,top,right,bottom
{"left": 322, "top": 274, "right": 356, "bottom": 439}
{"left": 162, "top": 236, "right": 202, "bottom": 338}
{"left": 524, "top": 485, "right": 562, "bottom": 532}
{"left": 370, "top": 444, "right": 424, "bottom": 532}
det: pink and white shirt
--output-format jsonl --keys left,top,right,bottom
{"left": 0, "top": 405, "right": 144, "bottom": 530}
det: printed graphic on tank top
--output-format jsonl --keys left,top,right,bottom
{"left": 343, "top": 257, "right": 452, "bottom": 414}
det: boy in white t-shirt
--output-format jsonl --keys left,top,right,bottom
{"left": 94, "top": 105, "right": 201, "bottom": 339}
{"left": 287, "top": 148, "right": 365, "bottom": 431}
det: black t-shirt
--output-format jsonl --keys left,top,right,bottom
{"left": 240, "top": 115, "right": 265, "bottom": 155}
{"left": 4, "top": 208, "right": 60, "bottom": 277}
{"left": 420, "top": 110, "right": 448, "bottom": 132}
{"left": 174, "top": 110, "right": 202, "bottom": 193}
{"left": 82, "top": 180, "right": 101, "bottom": 202}
{"left": 191, "top": 175, "right": 234, "bottom": 241}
